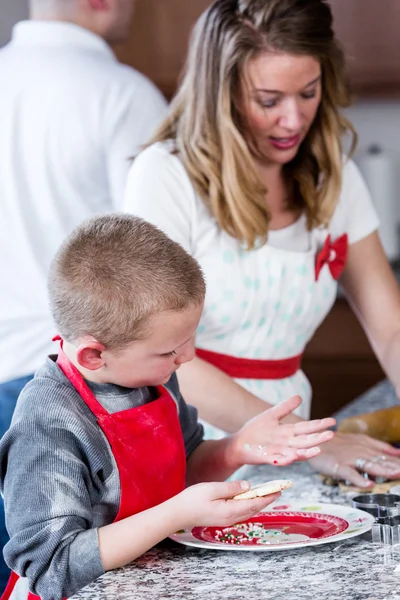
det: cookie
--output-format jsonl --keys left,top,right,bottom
{"left": 321, "top": 475, "right": 400, "bottom": 494}
{"left": 233, "top": 479, "right": 293, "bottom": 500}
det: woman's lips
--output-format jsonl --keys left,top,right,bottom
{"left": 269, "top": 135, "right": 300, "bottom": 150}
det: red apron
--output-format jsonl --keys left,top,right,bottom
{"left": 2, "top": 348, "right": 186, "bottom": 600}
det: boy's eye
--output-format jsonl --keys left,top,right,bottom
{"left": 161, "top": 350, "right": 177, "bottom": 358}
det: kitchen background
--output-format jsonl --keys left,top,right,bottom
{"left": 1, "top": 0, "right": 399, "bottom": 417}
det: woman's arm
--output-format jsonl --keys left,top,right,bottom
{"left": 340, "top": 230, "right": 400, "bottom": 393}
{"left": 177, "top": 355, "right": 300, "bottom": 432}
{"left": 307, "top": 231, "right": 400, "bottom": 486}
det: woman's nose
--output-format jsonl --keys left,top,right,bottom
{"left": 279, "top": 101, "right": 302, "bottom": 131}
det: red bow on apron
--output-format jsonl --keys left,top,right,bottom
{"left": 195, "top": 234, "right": 349, "bottom": 380}
{"left": 2, "top": 346, "right": 186, "bottom": 600}
{"left": 315, "top": 234, "right": 348, "bottom": 282}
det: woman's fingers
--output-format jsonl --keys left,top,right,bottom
{"left": 334, "top": 432, "right": 400, "bottom": 457}
{"left": 359, "top": 458, "right": 400, "bottom": 479}
{"left": 335, "top": 464, "right": 374, "bottom": 489}
{"left": 361, "top": 437, "right": 400, "bottom": 457}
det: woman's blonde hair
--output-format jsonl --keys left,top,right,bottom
{"left": 151, "top": 0, "right": 357, "bottom": 249}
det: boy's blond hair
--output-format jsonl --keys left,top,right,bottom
{"left": 48, "top": 214, "right": 205, "bottom": 349}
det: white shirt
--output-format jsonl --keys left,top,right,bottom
{"left": 0, "top": 21, "right": 167, "bottom": 383}
{"left": 125, "top": 141, "right": 379, "bottom": 255}
{"left": 124, "top": 142, "right": 379, "bottom": 426}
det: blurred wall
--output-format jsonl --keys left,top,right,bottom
{"left": 0, "top": 0, "right": 399, "bottom": 162}
{"left": 0, "top": 0, "right": 28, "bottom": 46}
{"left": 347, "top": 101, "right": 400, "bottom": 157}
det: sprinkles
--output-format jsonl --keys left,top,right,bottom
{"left": 212, "top": 522, "right": 308, "bottom": 545}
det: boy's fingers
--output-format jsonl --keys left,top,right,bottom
{"left": 229, "top": 492, "right": 282, "bottom": 516}
{"left": 289, "top": 430, "right": 334, "bottom": 449}
{"left": 295, "top": 447, "right": 321, "bottom": 460}
{"left": 265, "top": 395, "right": 302, "bottom": 420}
{"left": 249, "top": 491, "right": 281, "bottom": 508}
{"left": 217, "top": 480, "right": 250, "bottom": 499}
{"left": 293, "top": 418, "right": 336, "bottom": 435}
{"left": 243, "top": 445, "right": 302, "bottom": 466}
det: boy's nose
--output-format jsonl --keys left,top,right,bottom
{"left": 175, "top": 342, "right": 195, "bottom": 365}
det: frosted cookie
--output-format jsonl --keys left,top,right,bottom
{"left": 233, "top": 479, "right": 293, "bottom": 500}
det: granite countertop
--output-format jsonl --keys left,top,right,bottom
{"left": 71, "top": 381, "right": 400, "bottom": 600}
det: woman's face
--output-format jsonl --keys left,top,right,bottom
{"left": 239, "top": 52, "right": 322, "bottom": 167}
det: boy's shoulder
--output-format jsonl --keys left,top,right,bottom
{"left": 13, "top": 356, "right": 96, "bottom": 430}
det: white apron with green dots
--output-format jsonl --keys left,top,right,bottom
{"left": 195, "top": 221, "right": 339, "bottom": 439}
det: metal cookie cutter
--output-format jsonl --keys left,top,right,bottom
{"left": 352, "top": 494, "right": 400, "bottom": 546}
{"left": 372, "top": 515, "right": 400, "bottom": 546}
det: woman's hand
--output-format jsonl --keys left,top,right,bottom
{"left": 173, "top": 480, "right": 281, "bottom": 530}
{"left": 309, "top": 431, "right": 400, "bottom": 488}
{"left": 231, "top": 395, "right": 335, "bottom": 466}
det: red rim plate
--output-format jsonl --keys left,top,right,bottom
{"left": 192, "top": 511, "right": 348, "bottom": 547}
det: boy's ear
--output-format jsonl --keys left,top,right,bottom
{"left": 87, "top": 0, "right": 109, "bottom": 11}
{"left": 76, "top": 341, "right": 106, "bottom": 371}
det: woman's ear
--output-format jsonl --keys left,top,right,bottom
{"left": 76, "top": 341, "right": 106, "bottom": 371}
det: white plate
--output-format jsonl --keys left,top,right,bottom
{"left": 169, "top": 501, "right": 374, "bottom": 552}
{"left": 390, "top": 484, "right": 400, "bottom": 495}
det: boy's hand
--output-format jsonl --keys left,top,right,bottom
{"left": 173, "top": 480, "right": 281, "bottom": 530}
{"left": 232, "top": 395, "right": 336, "bottom": 467}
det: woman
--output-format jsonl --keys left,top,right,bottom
{"left": 124, "top": 0, "right": 400, "bottom": 487}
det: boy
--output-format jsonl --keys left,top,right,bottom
{"left": 0, "top": 215, "right": 334, "bottom": 600}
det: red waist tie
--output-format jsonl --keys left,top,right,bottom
{"left": 196, "top": 348, "right": 302, "bottom": 379}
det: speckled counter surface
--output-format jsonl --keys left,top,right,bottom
{"left": 71, "top": 381, "right": 400, "bottom": 600}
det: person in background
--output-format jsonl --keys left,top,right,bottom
{"left": 0, "top": 0, "right": 166, "bottom": 590}
{"left": 0, "top": 214, "right": 334, "bottom": 599}
{"left": 124, "top": 0, "right": 400, "bottom": 489}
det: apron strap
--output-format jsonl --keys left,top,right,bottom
{"left": 56, "top": 346, "right": 109, "bottom": 418}
{"left": 0, "top": 571, "right": 19, "bottom": 600}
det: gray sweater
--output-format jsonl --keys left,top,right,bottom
{"left": 0, "top": 356, "right": 204, "bottom": 600}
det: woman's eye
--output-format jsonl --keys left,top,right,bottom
{"left": 260, "top": 99, "right": 277, "bottom": 109}
{"left": 301, "top": 91, "right": 317, "bottom": 100}
{"left": 161, "top": 350, "right": 177, "bottom": 358}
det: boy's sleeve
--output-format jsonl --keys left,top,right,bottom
{"left": 166, "top": 374, "right": 204, "bottom": 457}
{"left": 0, "top": 384, "right": 107, "bottom": 599}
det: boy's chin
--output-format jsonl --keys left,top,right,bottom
{"left": 158, "top": 373, "right": 174, "bottom": 385}
{"left": 135, "top": 372, "right": 175, "bottom": 387}
{"left": 118, "top": 373, "right": 173, "bottom": 388}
